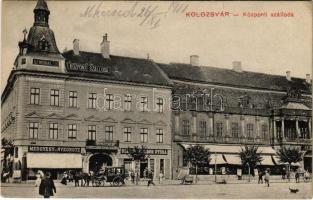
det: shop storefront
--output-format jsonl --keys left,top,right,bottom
{"left": 26, "top": 146, "right": 82, "bottom": 179}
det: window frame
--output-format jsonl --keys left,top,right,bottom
{"left": 140, "top": 96, "right": 148, "bottom": 112}
{"left": 182, "top": 120, "right": 190, "bottom": 135}
{"left": 156, "top": 128, "right": 164, "bottom": 143}
{"left": 88, "top": 93, "right": 97, "bottom": 109}
{"left": 29, "top": 122, "right": 39, "bottom": 139}
{"left": 49, "top": 123, "right": 58, "bottom": 139}
{"left": 156, "top": 97, "right": 164, "bottom": 113}
{"left": 231, "top": 122, "right": 239, "bottom": 138}
{"left": 123, "top": 127, "right": 132, "bottom": 142}
{"left": 88, "top": 125, "right": 96, "bottom": 141}
{"left": 124, "top": 94, "right": 132, "bottom": 111}
{"left": 247, "top": 123, "right": 254, "bottom": 138}
{"left": 50, "top": 89, "right": 60, "bottom": 106}
{"left": 69, "top": 91, "right": 78, "bottom": 108}
{"left": 140, "top": 128, "right": 148, "bottom": 143}
{"left": 30, "top": 88, "right": 40, "bottom": 105}
{"left": 216, "top": 122, "right": 223, "bottom": 137}
{"left": 68, "top": 124, "right": 77, "bottom": 140}
{"left": 106, "top": 94, "right": 114, "bottom": 110}
{"left": 105, "top": 126, "right": 114, "bottom": 141}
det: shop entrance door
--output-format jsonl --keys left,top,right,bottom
{"left": 89, "top": 154, "right": 112, "bottom": 173}
{"left": 140, "top": 162, "right": 148, "bottom": 178}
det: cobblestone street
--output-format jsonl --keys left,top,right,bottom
{"left": 1, "top": 180, "right": 312, "bottom": 199}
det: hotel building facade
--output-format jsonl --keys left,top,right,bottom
{"left": 1, "top": 0, "right": 172, "bottom": 180}
{"left": 1, "top": 0, "right": 312, "bottom": 180}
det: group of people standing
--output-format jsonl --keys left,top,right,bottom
{"left": 258, "top": 170, "right": 271, "bottom": 187}
{"left": 130, "top": 168, "right": 160, "bottom": 186}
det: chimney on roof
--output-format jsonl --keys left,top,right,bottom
{"left": 286, "top": 70, "right": 291, "bottom": 81}
{"left": 232, "top": 61, "right": 242, "bottom": 72}
{"left": 190, "top": 55, "right": 199, "bottom": 66}
{"left": 306, "top": 74, "right": 311, "bottom": 84}
{"left": 100, "top": 33, "right": 110, "bottom": 59}
{"left": 73, "top": 39, "right": 79, "bottom": 55}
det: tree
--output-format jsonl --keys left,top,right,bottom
{"left": 127, "top": 145, "right": 148, "bottom": 162}
{"left": 183, "top": 145, "right": 211, "bottom": 183}
{"left": 276, "top": 146, "right": 303, "bottom": 167}
{"left": 239, "top": 145, "right": 262, "bottom": 179}
{"left": 1, "top": 138, "right": 14, "bottom": 172}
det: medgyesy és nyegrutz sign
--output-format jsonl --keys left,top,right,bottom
{"left": 28, "top": 146, "right": 81, "bottom": 153}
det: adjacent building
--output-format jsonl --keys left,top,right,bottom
{"left": 158, "top": 57, "right": 312, "bottom": 177}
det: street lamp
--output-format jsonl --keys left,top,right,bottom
{"left": 246, "top": 163, "right": 250, "bottom": 182}
{"left": 214, "top": 152, "right": 217, "bottom": 182}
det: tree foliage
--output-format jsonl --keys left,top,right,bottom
{"left": 239, "top": 145, "right": 262, "bottom": 170}
{"left": 276, "top": 146, "right": 303, "bottom": 164}
{"left": 183, "top": 145, "right": 211, "bottom": 168}
{"left": 127, "top": 145, "right": 148, "bottom": 162}
{"left": 1, "top": 138, "right": 14, "bottom": 157}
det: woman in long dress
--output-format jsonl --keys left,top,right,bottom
{"left": 35, "top": 170, "right": 43, "bottom": 187}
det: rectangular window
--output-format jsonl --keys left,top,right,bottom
{"left": 50, "top": 89, "right": 59, "bottom": 106}
{"left": 124, "top": 94, "right": 132, "bottom": 111}
{"left": 199, "top": 121, "right": 207, "bottom": 136}
{"left": 106, "top": 94, "right": 114, "bottom": 110}
{"left": 68, "top": 124, "right": 77, "bottom": 139}
{"left": 49, "top": 123, "right": 58, "bottom": 139}
{"left": 30, "top": 88, "right": 40, "bottom": 105}
{"left": 182, "top": 120, "right": 190, "bottom": 135}
{"left": 69, "top": 91, "right": 77, "bottom": 107}
{"left": 247, "top": 123, "right": 254, "bottom": 138}
{"left": 160, "top": 159, "right": 164, "bottom": 174}
{"left": 156, "top": 129, "right": 164, "bottom": 143}
{"left": 105, "top": 126, "right": 114, "bottom": 141}
{"left": 124, "top": 127, "right": 132, "bottom": 142}
{"left": 261, "top": 124, "right": 267, "bottom": 139}
{"left": 29, "top": 122, "right": 38, "bottom": 139}
{"left": 88, "top": 93, "right": 97, "bottom": 109}
{"left": 140, "top": 97, "right": 148, "bottom": 112}
{"left": 88, "top": 125, "right": 96, "bottom": 140}
{"left": 156, "top": 98, "right": 164, "bottom": 113}
{"left": 140, "top": 128, "right": 148, "bottom": 143}
{"left": 216, "top": 122, "right": 223, "bottom": 137}
{"left": 231, "top": 123, "right": 239, "bottom": 138}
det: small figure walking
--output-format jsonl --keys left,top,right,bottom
{"left": 39, "top": 172, "right": 56, "bottom": 198}
{"left": 130, "top": 170, "right": 135, "bottom": 184}
{"left": 264, "top": 170, "right": 270, "bottom": 187}
{"left": 258, "top": 170, "right": 263, "bottom": 184}
{"left": 159, "top": 171, "right": 164, "bottom": 184}
{"left": 147, "top": 170, "right": 155, "bottom": 187}
{"left": 295, "top": 171, "right": 300, "bottom": 183}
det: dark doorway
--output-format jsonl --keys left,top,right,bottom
{"left": 89, "top": 154, "right": 112, "bottom": 173}
{"left": 140, "top": 162, "right": 148, "bottom": 178}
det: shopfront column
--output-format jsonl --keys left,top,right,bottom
{"left": 240, "top": 116, "right": 245, "bottom": 137}
{"left": 225, "top": 115, "right": 230, "bottom": 136}
{"left": 309, "top": 119, "right": 312, "bottom": 139}
{"left": 296, "top": 118, "right": 300, "bottom": 139}
{"left": 273, "top": 119, "right": 277, "bottom": 140}
{"left": 208, "top": 113, "right": 213, "bottom": 136}
{"left": 281, "top": 118, "right": 285, "bottom": 138}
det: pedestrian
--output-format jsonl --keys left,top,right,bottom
{"left": 282, "top": 168, "right": 286, "bottom": 179}
{"left": 159, "top": 171, "right": 164, "bottom": 184}
{"left": 147, "top": 170, "right": 155, "bottom": 187}
{"left": 295, "top": 170, "right": 300, "bottom": 183}
{"left": 39, "top": 172, "right": 56, "bottom": 198}
{"left": 135, "top": 170, "right": 139, "bottom": 185}
{"left": 264, "top": 170, "right": 270, "bottom": 187}
{"left": 130, "top": 170, "right": 135, "bottom": 184}
{"left": 74, "top": 171, "right": 80, "bottom": 187}
{"left": 35, "top": 171, "right": 42, "bottom": 187}
{"left": 60, "top": 172, "right": 67, "bottom": 185}
{"left": 258, "top": 170, "right": 263, "bottom": 184}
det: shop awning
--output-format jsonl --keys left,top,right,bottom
{"left": 209, "top": 154, "right": 227, "bottom": 165}
{"left": 27, "top": 153, "right": 82, "bottom": 169}
{"left": 179, "top": 143, "right": 276, "bottom": 155}
{"left": 223, "top": 154, "right": 241, "bottom": 165}
{"left": 260, "top": 155, "right": 275, "bottom": 166}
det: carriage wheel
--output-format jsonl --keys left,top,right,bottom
{"left": 112, "top": 177, "right": 123, "bottom": 187}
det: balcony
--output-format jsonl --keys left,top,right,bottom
{"left": 85, "top": 140, "right": 119, "bottom": 151}
{"left": 173, "top": 134, "right": 270, "bottom": 145}
{"left": 277, "top": 137, "right": 312, "bottom": 145}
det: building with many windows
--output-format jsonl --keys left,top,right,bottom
{"left": 158, "top": 57, "right": 312, "bottom": 177}
{"left": 1, "top": 0, "right": 172, "bottom": 180}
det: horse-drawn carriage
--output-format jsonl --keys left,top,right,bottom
{"left": 92, "top": 166, "right": 125, "bottom": 187}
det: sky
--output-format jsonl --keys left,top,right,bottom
{"left": 1, "top": 1, "right": 312, "bottom": 92}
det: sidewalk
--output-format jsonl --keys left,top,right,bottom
{"left": 1, "top": 177, "right": 310, "bottom": 187}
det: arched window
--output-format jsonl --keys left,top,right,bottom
{"left": 38, "top": 36, "right": 50, "bottom": 52}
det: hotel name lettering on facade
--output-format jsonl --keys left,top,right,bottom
{"left": 28, "top": 146, "right": 81, "bottom": 153}
{"left": 66, "top": 61, "right": 110, "bottom": 74}
{"left": 33, "top": 59, "right": 59, "bottom": 67}
{"left": 120, "top": 148, "right": 168, "bottom": 155}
